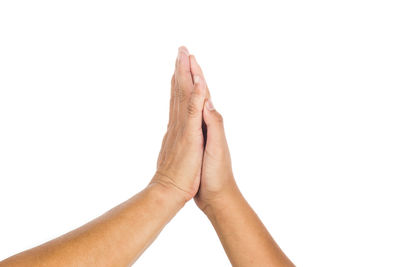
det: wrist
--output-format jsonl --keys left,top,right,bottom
{"left": 148, "top": 173, "right": 190, "bottom": 207}
{"left": 200, "top": 183, "right": 243, "bottom": 219}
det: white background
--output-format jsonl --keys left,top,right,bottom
{"left": 1, "top": 1, "right": 399, "bottom": 266}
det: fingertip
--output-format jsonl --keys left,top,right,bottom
{"left": 203, "top": 99, "right": 224, "bottom": 126}
{"left": 190, "top": 54, "right": 197, "bottom": 65}
{"left": 205, "top": 99, "right": 215, "bottom": 111}
{"left": 177, "top": 47, "right": 189, "bottom": 65}
{"left": 178, "top": 46, "right": 189, "bottom": 55}
{"left": 202, "top": 101, "right": 213, "bottom": 125}
{"left": 176, "top": 46, "right": 193, "bottom": 88}
{"left": 177, "top": 49, "right": 190, "bottom": 66}
{"left": 189, "top": 54, "right": 201, "bottom": 74}
{"left": 189, "top": 55, "right": 195, "bottom": 73}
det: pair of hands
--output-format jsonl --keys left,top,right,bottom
{"left": 151, "top": 46, "right": 237, "bottom": 212}
{"left": 0, "top": 46, "right": 294, "bottom": 267}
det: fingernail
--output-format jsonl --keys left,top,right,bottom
{"left": 194, "top": 75, "right": 201, "bottom": 84}
{"left": 206, "top": 99, "right": 215, "bottom": 110}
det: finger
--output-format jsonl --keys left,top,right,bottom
{"left": 203, "top": 99, "right": 227, "bottom": 148}
{"left": 189, "top": 55, "right": 211, "bottom": 99}
{"left": 186, "top": 75, "right": 207, "bottom": 131}
{"left": 168, "top": 72, "right": 177, "bottom": 128}
{"left": 175, "top": 46, "right": 193, "bottom": 108}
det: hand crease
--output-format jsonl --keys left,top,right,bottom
{"left": 154, "top": 171, "right": 192, "bottom": 198}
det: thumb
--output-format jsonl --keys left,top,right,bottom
{"left": 203, "top": 99, "right": 227, "bottom": 147}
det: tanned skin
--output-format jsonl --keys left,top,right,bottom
{"left": 0, "top": 47, "right": 294, "bottom": 267}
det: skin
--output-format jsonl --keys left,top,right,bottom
{"left": 190, "top": 55, "right": 294, "bottom": 267}
{"left": 0, "top": 46, "right": 294, "bottom": 267}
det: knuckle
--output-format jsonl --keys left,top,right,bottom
{"left": 187, "top": 100, "right": 198, "bottom": 117}
{"left": 173, "top": 86, "right": 186, "bottom": 102}
{"left": 192, "top": 86, "right": 203, "bottom": 97}
{"left": 179, "top": 95, "right": 187, "bottom": 104}
{"left": 214, "top": 112, "right": 224, "bottom": 123}
{"left": 186, "top": 89, "right": 204, "bottom": 117}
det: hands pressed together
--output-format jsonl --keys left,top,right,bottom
{"left": 148, "top": 47, "right": 293, "bottom": 266}
{"left": 0, "top": 47, "right": 294, "bottom": 267}
{"left": 152, "top": 46, "right": 236, "bottom": 213}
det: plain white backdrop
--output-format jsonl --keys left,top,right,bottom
{"left": 1, "top": 1, "right": 399, "bottom": 266}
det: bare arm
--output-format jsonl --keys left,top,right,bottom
{"left": 0, "top": 182, "right": 185, "bottom": 267}
{"left": 0, "top": 46, "right": 208, "bottom": 267}
{"left": 190, "top": 55, "right": 294, "bottom": 267}
{"left": 203, "top": 186, "right": 293, "bottom": 267}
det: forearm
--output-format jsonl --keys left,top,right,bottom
{"left": 0, "top": 180, "right": 185, "bottom": 267}
{"left": 204, "top": 184, "right": 294, "bottom": 267}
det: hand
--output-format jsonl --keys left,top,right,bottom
{"left": 188, "top": 56, "right": 239, "bottom": 212}
{"left": 151, "top": 46, "right": 207, "bottom": 202}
